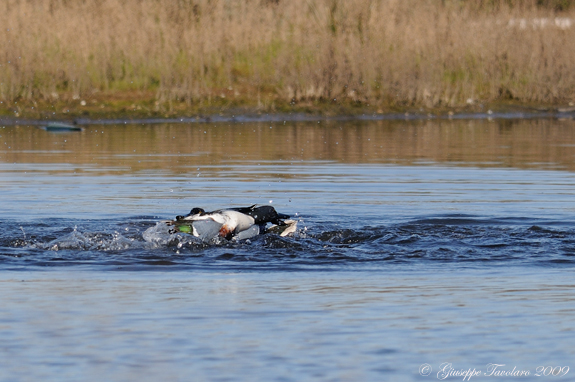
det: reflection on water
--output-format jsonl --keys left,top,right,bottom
{"left": 2, "top": 118, "right": 575, "bottom": 173}
{"left": 2, "top": 118, "right": 575, "bottom": 221}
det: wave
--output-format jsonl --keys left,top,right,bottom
{"left": 1, "top": 216, "right": 574, "bottom": 270}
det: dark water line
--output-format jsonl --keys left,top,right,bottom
{"left": 1, "top": 110, "right": 573, "bottom": 127}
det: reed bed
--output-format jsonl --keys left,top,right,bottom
{"left": 1, "top": 0, "right": 575, "bottom": 113}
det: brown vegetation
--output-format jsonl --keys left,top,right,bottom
{"left": 1, "top": 0, "right": 575, "bottom": 116}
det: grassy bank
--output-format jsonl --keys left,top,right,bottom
{"left": 1, "top": 0, "right": 575, "bottom": 118}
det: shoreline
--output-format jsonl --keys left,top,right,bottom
{"left": 2, "top": 105, "right": 575, "bottom": 127}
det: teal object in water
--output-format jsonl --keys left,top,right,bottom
{"left": 41, "top": 123, "right": 83, "bottom": 132}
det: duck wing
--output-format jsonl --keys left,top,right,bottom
{"left": 245, "top": 206, "right": 290, "bottom": 225}
{"left": 228, "top": 205, "right": 258, "bottom": 214}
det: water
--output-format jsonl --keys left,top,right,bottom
{"left": 1, "top": 118, "right": 575, "bottom": 381}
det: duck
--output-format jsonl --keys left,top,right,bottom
{"left": 167, "top": 205, "right": 297, "bottom": 241}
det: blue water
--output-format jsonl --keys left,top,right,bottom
{"left": 1, "top": 119, "right": 575, "bottom": 381}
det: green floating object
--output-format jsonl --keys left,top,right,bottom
{"left": 41, "top": 123, "right": 83, "bottom": 132}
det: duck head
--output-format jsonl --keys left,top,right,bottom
{"left": 176, "top": 207, "right": 205, "bottom": 221}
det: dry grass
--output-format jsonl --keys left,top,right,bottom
{"left": 1, "top": 0, "right": 575, "bottom": 113}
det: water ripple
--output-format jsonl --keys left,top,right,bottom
{"left": 1, "top": 216, "right": 574, "bottom": 270}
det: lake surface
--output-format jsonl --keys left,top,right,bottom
{"left": 1, "top": 118, "right": 575, "bottom": 381}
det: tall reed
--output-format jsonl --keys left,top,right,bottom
{"left": 1, "top": 0, "right": 574, "bottom": 110}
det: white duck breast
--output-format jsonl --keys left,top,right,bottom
{"left": 214, "top": 210, "right": 256, "bottom": 237}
